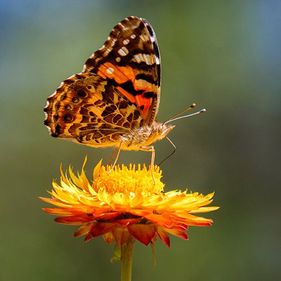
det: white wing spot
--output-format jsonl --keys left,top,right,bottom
{"left": 133, "top": 53, "right": 155, "bottom": 65}
{"left": 118, "top": 46, "right": 129, "bottom": 56}
{"left": 140, "top": 34, "right": 149, "bottom": 42}
{"left": 44, "top": 111, "right": 49, "bottom": 119}
{"left": 155, "top": 56, "right": 160, "bottom": 65}
{"left": 130, "top": 34, "right": 136, "bottom": 39}
{"left": 103, "top": 48, "right": 111, "bottom": 56}
{"left": 49, "top": 90, "right": 58, "bottom": 98}
{"left": 133, "top": 54, "right": 142, "bottom": 63}
{"left": 143, "top": 54, "right": 154, "bottom": 65}
{"left": 106, "top": 67, "right": 114, "bottom": 74}
{"left": 123, "top": 39, "right": 130, "bottom": 45}
{"left": 110, "top": 38, "right": 117, "bottom": 46}
{"left": 116, "top": 57, "right": 121, "bottom": 62}
{"left": 106, "top": 37, "right": 117, "bottom": 49}
{"left": 46, "top": 125, "right": 52, "bottom": 134}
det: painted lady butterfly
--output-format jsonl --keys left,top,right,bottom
{"left": 44, "top": 16, "right": 175, "bottom": 165}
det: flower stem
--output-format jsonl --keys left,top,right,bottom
{"left": 121, "top": 238, "right": 135, "bottom": 281}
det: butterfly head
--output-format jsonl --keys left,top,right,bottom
{"left": 152, "top": 121, "right": 175, "bottom": 141}
{"left": 139, "top": 121, "right": 175, "bottom": 147}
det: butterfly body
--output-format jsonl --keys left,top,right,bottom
{"left": 44, "top": 16, "right": 172, "bottom": 162}
{"left": 119, "top": 121, "right": 175, "bottom": 151}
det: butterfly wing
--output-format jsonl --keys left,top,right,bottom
{"left": 44, "top": 16, "right": 161, "bottom": 147}
{"left": 84, "top": 16, "right": 161, "bottom": 124}
{"left": 44, "top": 72, "right": 146, "bottom": 146}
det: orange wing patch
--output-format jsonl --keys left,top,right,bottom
{"left": 97, "top": 62, "right": 134, "bottom": 84}
{"left": 98, "top": 62, "right": 158, "bottom": 119}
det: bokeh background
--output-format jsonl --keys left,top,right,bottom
{"left": 1, "top": 0, "right": 280, "bottom": 280}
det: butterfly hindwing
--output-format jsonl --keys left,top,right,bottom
{"left": 44, "top": 72, "right": 145, "bottom": 146}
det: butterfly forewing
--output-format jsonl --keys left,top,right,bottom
{"left": 44, "top": 16, "right": 161, "bottom": 148}
{"left": 84, "top": 16, "right": 161, "bottom": 122}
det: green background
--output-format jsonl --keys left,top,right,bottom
{"left": 1, "top": 0, "right": 280, "bottom": 280}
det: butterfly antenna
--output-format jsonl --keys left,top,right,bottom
{"left": 158, "top": 137, "right": 176, "bottom": 166}
{"left": 164, "top": 103, "right": 206, "bottom": 125}
{"left": 165, "top": 103, "right": 197, "bottom": 122}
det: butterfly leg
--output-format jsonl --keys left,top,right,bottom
{"left": 149, "top": 146, "right": 156, "bottom": 184}
{"left": 109, "top": 147, "right": 118, "bottom": 166}
{"left": 158, "top": 137, "right": 176, "bottom": 166}
{"left": 150, "top": 146, "right": 155, "bottom": 168}
{"left": 140, "top": 145, "right": 155, "bottom": 168}
{"left": 109, "top": 142, "right": 122, "bottom": 172}
{"left": 140, "top": 145, "right": 156, "bottom": 184}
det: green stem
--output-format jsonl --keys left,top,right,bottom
{"left": 121, "top": 238, "right": 135, "bottom": 281}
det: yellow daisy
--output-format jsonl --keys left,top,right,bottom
{"left": 41, "top": 159, "right": 219, "bottom": 247}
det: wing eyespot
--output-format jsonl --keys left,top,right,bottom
{"left": 72, "top": 97, "right": 80, "bottom": 103}
{"left": 63, "top": 114, "right": 74, "bottom": 122}
{"left": 77, "top": 89, "right": 87, "bottom": 98}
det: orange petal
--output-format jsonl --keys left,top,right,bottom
{"left": 55, "top": 214, "right": 93, "bottom": 224}
{"left": 74, "top": 223, "right": 92, "bottom": 237}
{"left": 157, "top": 227, "right": 170, "bottom": 247}
{"left": 128, "top": 224, "right": 156, "bottom": 245}
{"left": 164, "top": 227, "right": 188, "bottom": 240}
{"left": 90, "top": 222, "right": 116, "bottom": 238}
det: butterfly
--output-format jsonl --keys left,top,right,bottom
{"left": 44, "top": 16, "right": 202, "bottom": 166}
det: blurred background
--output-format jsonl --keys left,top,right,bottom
{"left": 1, "top": 0, "right": 280, "bottom": 280}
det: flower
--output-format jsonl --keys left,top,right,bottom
{"left": 41, "top": 159, "right": 219, "bottom": 247}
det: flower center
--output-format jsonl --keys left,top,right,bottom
{"left": 93, "top": 164, "right": 164, "bottom": 197}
